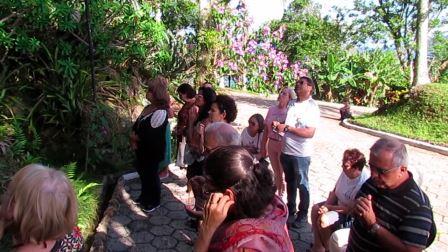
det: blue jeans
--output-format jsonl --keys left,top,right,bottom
{"left": 280, "top": 153, "right": 311, "bottom": 218}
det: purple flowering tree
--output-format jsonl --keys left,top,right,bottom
{"left": 209, "top": 0, "right": 307, "bottom": 93}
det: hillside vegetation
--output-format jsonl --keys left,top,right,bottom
{"left": 354, "top": 84, "right": 448, "bottom": 146}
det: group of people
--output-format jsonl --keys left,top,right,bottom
{"left": 0, "top": 75, "right": 436, "bottom": 252}
{"left": 129, "top": 75, "right": 436, "bottom": 251}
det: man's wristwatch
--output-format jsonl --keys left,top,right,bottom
{"left": 369, "top": 223, "right": 381, "bottom": 235}
{"left": 284, "top": 125, "right": 289, "bottom": 132}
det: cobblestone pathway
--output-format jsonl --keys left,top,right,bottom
{"left": 93, "top": 90, "right": 448, "bottom": 251}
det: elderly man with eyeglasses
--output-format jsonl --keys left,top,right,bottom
{"left": 338, "top": 137, "right": 436, "bottom": 252}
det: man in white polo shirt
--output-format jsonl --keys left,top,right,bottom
{"left": 273, "top": 76, "right": 320, "bottom": 228}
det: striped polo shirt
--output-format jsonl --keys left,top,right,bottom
{"left": 347, "top": 173, "right": 434, "bottom": 251}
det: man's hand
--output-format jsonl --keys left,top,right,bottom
{"left": 355, "top": 194, "right": 376, "bottom": 227}
{"left": 272, "top": 121, "right": 286, "bottom": 132}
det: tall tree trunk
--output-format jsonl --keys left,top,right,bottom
{"left": 413, "top": 0, "right": 431, "bottom": 86}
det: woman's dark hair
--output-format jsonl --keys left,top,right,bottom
{"left": 177, "top": 83, "right": 196, "bottom": 99}
{"left": 213, "top": 94, "right": 238, "bottom": 123}
{"left": 249, "top": 113, "right": 264, "bottom": 133}
{"left": 343, "top": 148, "right": 366, "bottom": 171}
{"left": 204, "top": 146, "right": 276, "bottom": 219}
{"left": 196, "top": 87, "right": 216, "bottom": 124}
{"left": 146, "top": 76, "right": 170, "bottom": 109}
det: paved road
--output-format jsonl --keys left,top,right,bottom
{"left": 94, "top": 91, "right": 448, "bottom": 251}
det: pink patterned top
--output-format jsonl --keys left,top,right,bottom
{"left": 209, "top": 196, "right": 294, "bottom": 252}
{"left": 264, "top": 105, "right": 288, "bottom": 141}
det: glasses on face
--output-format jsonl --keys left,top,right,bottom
{"left": 296, "top": 80, "right": 310, "bottom": 88}
{"left": 367, "top": 163, "right": 400, "bottom": 175}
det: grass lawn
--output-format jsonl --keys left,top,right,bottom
{"left": 353, "top": 83, "right": 448, "bottom": 147}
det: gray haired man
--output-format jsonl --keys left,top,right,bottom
{"left": 346, "top": 138, "right": 436, "bottom": 251}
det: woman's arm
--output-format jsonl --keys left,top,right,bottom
{"left": 325, "top": 190, "right": 338, "bottom": 206}
{"left": 318, "top": 190, "right": 347, "bottom": 215}
{"left": 197, "top": 122, "right": 206, "bottom": 154}
{"left": 187, "top": 106, "right": 199, "bottom": 144}
{"left": 259, "top": 124, "right": 269, "bottom": 158}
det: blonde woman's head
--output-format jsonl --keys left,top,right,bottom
{"left": 278, "top": 87, "right": 296, "bottom": 105}
{"left": 145, "top": 76, "right": 170, "bottom": 109}
{"left": 0, "top": 164, "right": 77, "bottom": 245}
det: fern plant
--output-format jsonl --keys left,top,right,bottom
{"left": 61, "top": 162, "right": 101, "bottom": 237}
{"left": 9, "top": 120, "right": 27, "bottom": 157}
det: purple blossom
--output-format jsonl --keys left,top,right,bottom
{"left": 298, "top": 69, "right": 309, "bottom": 77}
{"left": 269, "top": 49, "right": 277, "bottom": 59}
{"left": 246, "top": 47, "right": 255, "bottom": 54}
{"left": 291, "top": 62, "right": 302, "bottom": 75}
{"left": 228, "top": 61, "right": 238, "bottom": 71}
{"left": 216, "top": 59, "right": 224, "bottom": 67}
{"left": 246, "top": 39, "right": 257, "bottom": 54}
{"left": 262, "top": 25, "right": 271, "bottom": 36}
{"left": 248, "top": 40, "right": 257, "bottom": 48}
{"left": 274, "top": 79, "right": 281, "bottom": 87}
{"left": 261, "top": 42, "right": 270, "bottom": 51}
{"left": 277, "top": 25, "right": 286, "bottom": 39}
{"left": 232, "top": 41, "right": 245, "bottom": 56}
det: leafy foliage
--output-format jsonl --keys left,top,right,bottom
{"left": 273, "top": 0, "right": 409, "bottom": 105}
{"left": 347, "top": 0, "right": 448, "bottom": 82}
{"left": 62, "top": 162, "right": 101, "bottom": 237}
{"left": 278, "top": 0, "right": 344, "bottom": 65}
{"left": 0, "top": 120, "right": 43, "bottom": 192}
{"left": 430, "top": 32, "right": 448, "bottom": 82}
{"left": 0, "top": 0, "right": 200, "bottom": 173}
{"left": 315, "top": 50, "right": 407, "bottom": 106}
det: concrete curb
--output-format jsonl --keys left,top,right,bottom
{"left": 90, "top": 178, "right": 125, "bottom": 251}
{"left": 341, "top": 119, "right": 448, "bottom": 156}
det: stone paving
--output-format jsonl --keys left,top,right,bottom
{"left": 93, "top": 90, "right": 448, "bottom": 251}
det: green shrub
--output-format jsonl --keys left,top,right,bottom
{"left": 354, "top": 83, "right": 448, "bottom": 146}
{"left": 315, "top": 50, "right": 408, "bottom": 106}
